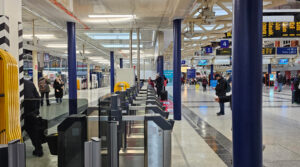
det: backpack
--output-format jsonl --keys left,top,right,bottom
{"left": 226, "top": 80, "right": 231, "bottom": 93}
{"left": 38, "top": 79, "right": 47, "bottom": 92}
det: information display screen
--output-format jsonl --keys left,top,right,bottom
{"left": 198, "top": 60, "right": 208, "bottom": 65}
{"left": 216, "top": 48, "right": 231, "bottom": 55}
{"left": 279, "top": 59, "right": 288, "bottom": 65}
{"left": 262, "top": 48, "right": 276, "bottom": 55}
{"left": 226, "top": 22, "right": 300, "bottom": 38}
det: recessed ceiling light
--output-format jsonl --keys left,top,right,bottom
{"left": 45, "top": 44, "right": 67, "bottom": 48}
{"left": 88, "top": 15, "right": 136, "bottom": 18}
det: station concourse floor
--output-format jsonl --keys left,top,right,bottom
{"left": 25, "top": 85, "right": 300, "bottom": 167}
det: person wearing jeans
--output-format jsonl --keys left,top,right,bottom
{"left": 277, "top": 73, "right": 284, "bottom": 92}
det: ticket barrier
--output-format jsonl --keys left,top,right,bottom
{"left": 0, "top": 139, "right": 25, "bottom": 167}
{"left": 57, "top": 85, "right": 173, "bottom": 167}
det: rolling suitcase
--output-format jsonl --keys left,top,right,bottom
{"left": 161, "top": 91, "right": 168, "bottom": 101}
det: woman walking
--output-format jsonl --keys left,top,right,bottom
{"left": 54, "top": 75, "right": 64, "bottom": 103}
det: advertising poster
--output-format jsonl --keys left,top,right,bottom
{"left": 187, "top": 69, "right": 196, "bottom": 79}
{"left": 164, "top": 70, "right": 173, "bottom": 85}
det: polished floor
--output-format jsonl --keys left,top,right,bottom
{"left": 169, "top": 84, "right": 300, "bottom": 167}
{"left": 25, "top": 85, "right": 300, "bottom": 167}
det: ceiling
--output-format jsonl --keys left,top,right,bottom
{"left": 22, "top": 0, "right": 195, "bottom": 66}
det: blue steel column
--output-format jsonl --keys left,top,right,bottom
{"left": 120, "top": 58, "right": 123, "bottom": 68}
{"left": 210, "top": 64, "right": 214, "bottom": 80}
{"left": 67, "top": 22, "right": 77, "bottom": 115}
{"left": 232, "top": 0, "right": 263, "bottom": 166}
{"left": 173, "top": 19, "right": 182, "bottom": 120}
{"left": 110, "top": 51, "right": 115, "bottom": 93}
{"left": 158, "top": 56, "right": 164, "bottom": 77}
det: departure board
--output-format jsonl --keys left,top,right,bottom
{"left": 225, "top": 22, "right": 300, "bottom": 38}
{"left": 262, "top": 48, "right": 275, "bottom": 55}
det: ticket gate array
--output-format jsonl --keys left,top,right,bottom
{"left": 57, "top": 84, "right": 174, "bottom": 167}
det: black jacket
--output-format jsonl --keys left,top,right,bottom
{"left": 216, "top": 78, "right": 227, "bottom": 97}
{"left": 24, "top": 80, "right": 41, "bottom": 117}
{"left": 294, "top": 77, "right": 300, "bottom": 91}
{"left": 277, "top": 74, "right": 284, "bottom": 83}
{"left": 54, "top": 79, "right": 64, "bottom": 98}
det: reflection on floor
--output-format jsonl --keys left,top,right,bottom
{"left": 169, "top": 85, "right": 300, "bottom": 167}
{"left": 25, "top": 85, "right": 300, "bottom": 167}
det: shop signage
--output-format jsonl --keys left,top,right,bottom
{"left": 181, "top": 60, "right": 186, "bottom": 64}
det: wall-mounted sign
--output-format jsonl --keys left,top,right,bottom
{"left": 277, "top": 47, "right": 297, "bottom": 54}
{"left": 216, "top": 48, "right": 232, "bottom": 55}
{"left": 278, "top": 59, "right": 289, "bottom": 65}
{"left": 220, "top": 40, "right": 229, "bottom": 48}
{"left": 181, "top": 60, "right": 186, "bottom": 64}
{"left": 205, "top": 47, "right": 213, "bottom": 53}
{"left": 262, "top": 48, "right": 276, "bottom": 55}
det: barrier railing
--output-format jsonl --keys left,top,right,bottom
{"left": 0, "top": 49, "right": 22, "bottom": 144}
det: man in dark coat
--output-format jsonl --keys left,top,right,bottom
{"left": 277, "top": 73, "right": 284, "bottom": 92}
{"left": 155, "top": 74, "right": 164, "bottom": 97}
{"left": 294, "top": 73, "right": 300, "bottom": 104}
{"left": 215, "top": 74, "right": 227, "bottom": 116}
{"left": 24, "top": 79, "right": 44, "bottom": 157}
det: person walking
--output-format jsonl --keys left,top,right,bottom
{"left": 277, "top": 73, "right": 284, "bottom": 92}
{"left": 215, "top": 74, "right": 227, "bottom": 116}
{"left": 202, "top": 77, "right": 208, "bottom": 92}
{"left": 294, "top": 73, "right": 300, "bottom": 104}
{"left": 24, "top": 79, "right": 44, "bottom": 157}
{"left": 53, "top": 75, "right": 64, "bottom": 104}
{"left": 155, "top": 74, "right": 163, "bottom": 97}
{"left": 38, "top": 75, "right": 51, "bottom": 106}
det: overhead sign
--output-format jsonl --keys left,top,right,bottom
{"left": 181, "top": 60, "right": 186, "bottom": 64}
{"left": 262, "top": 48, "right": 276, "bottom": 55}
{"left": 214, "top": 59, "right": 230, "bottom": 65}
{"left": 279, "top": 59, "right": 288, "bottom": 65}
{"left": 216, "top": 48, "right": 232, "bottom": 55}
{"left": 277, "top": 47, "right": 297, "bottom": 54}
{"left": 205, "top": 47, "right": 213, "bottom": 53}
{"left": 227, "top": 22, "right": 300, "bottom": 38}
{"left": 187, "top": 69, "right": 196, "bottom": 79}
{"left": 220, "top": 40, "right": 229, "bottom": 48}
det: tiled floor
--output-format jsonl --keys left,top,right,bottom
{"left": 168, "top": 84, "right": 300, "bottom": 167}
{"left": 25, "top": 84, "right": 300, "bottom": 167}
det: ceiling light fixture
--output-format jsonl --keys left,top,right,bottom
{"left": 45, "top": 44, "right": 68, "bottom": 48}
{"left": 88, "top": 14, "right": 136, "bottom": 19}
{"left": 23, "top": 34, "right": 56, "bottom": 40}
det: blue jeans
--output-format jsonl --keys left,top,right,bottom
{"left": 219, "top": 102, "right": 225, "bottom": 114}
{"left": 278, "top": 83, "right": 283, "bottom": 92}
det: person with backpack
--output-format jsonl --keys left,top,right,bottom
{"left": 38, "top": 75, "right": 51, "bottom": 106}
{"left": 215, "top": 74, "right": 228, "bottom": 116}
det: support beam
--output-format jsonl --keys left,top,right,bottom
{"left": 67, "top": 22, "right": 78, "bottom": 115}
{"left": 173, "top": 19, "right": 182, "bottom": 121}
{"left": 137, "top": 28, "right": 140, "bottom": 88}
{"left": 129, "top": 30, "right": 133, "bottom": 68}
{"left": 110, "top": 51, "right": 115, "bottom": 93}
{"left": 120, "top": 58, "right": 123, "bottom": 68}
{"left": 232, "top": 0, "right": 263, "bottom": 166}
